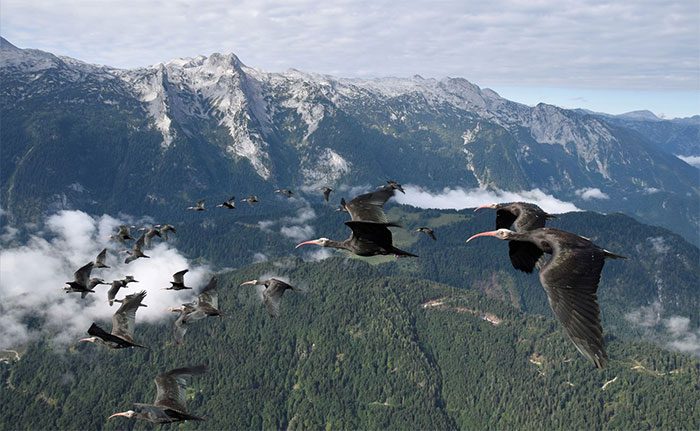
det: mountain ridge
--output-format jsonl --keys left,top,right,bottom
{"left": 1, "top": 37, "right": 698, "bottom": 243}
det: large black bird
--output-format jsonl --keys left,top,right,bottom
{"left": 296, "top": 221, "right": 417, "bottom": 257}
{"left": 108, "top": 276, "right": 139, "bottom": 306}
{"left": 64, "top": 262, "right": 95, "bottom": 297}
{"left": 467, "top": 227, "right": 626, "bottom": 368}
{"left": 80, "top": 290, "right": 148, "bottom": 349}
{"left": 169, "top": 276, "right": 221, "bottom": 345}
{"left": 275, "top": 188, "right": 294, "bottom": 198}
{"left": 475, "top": 202, "right": 556, "bottom": 273}
{"left": 94, "top": 248, "right": 110, "bottom": 268}
{"left": 240, "top": 278, "right": 299, "bottom": 317}
{"left": 165, "top": 269, "right": 192, "bottom": 290}
{"left": 216, "top": 196, "right": 236, "bottom": 209}
{"left": 415, "top": 227, "right": 436, "bottom": 240}
{"left": 338, "top": 184, "right": 399, "bottom": 223}
{"left": 187, "top": 200, "right": 206, "bottom": 211}
{"left": 108, "top": 365, "right": 206, "bottom": 423}
{"left": 124, "top": 233, "right": 149, "bottom": 264}
{"left": 320, "top": 186, "right": 333, "bottom": 202}
{"left": 110, "top": 225, "right": 135, "bottom": 242}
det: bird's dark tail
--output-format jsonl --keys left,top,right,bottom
{"left": 603, "top": 250, "right": 627, "bottom": 259}
{"left": 87, "top": 323, "right": 110, "bottom": 339}
{"left": 391, "top": 246, "right": 418, "bottom": 257}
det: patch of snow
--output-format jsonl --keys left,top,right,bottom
{"left": 302, "top": 148, "right": 351, "bottom": 185}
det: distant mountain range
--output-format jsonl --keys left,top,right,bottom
{"left": 1, "top": 37, "right": 698, "bottom": 242}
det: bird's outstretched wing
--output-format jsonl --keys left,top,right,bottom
{"left": 154, "top": 365, "right": 207, "bottom": 412}
{"left": 95, "top": 248, "right": 109, "bottom": 267}
{"left": 173, "top": 269, "right": 189, "bottom": 284}
{"left": 262, "top": 279, "right": 296, "bottom": 318}
{"left": 495, "top": 208, "right": 518, "bottom": 230}
{"left": 111, "top": 290, "right": 147, "bottom": 342}
{"left": 74, "top": 262, "right": 94, "bottom": 286}
{"left": 345, "top": 186, "right": 396, "bottom": 223}
{"left": 198, "top": 276, "right": 218, "bottom": 310}
{"left": 345, "top": 221, "right": 396, "bottom": 248}
{"left": 508, "top": 241, "right": 544, "bottom": 273}
{"left": 539, "top": 247, "right": 608, "bottom": 368}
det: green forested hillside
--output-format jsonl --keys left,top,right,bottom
{"left": 1, "top": 259, "right": 698, "bottom": 430}
{"left": 168, "top": 204, "right": 699, "bottom": 332}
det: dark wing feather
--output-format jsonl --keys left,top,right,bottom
{"left": 111, "top": 290, "right": 146, "bottom": 341}
{"left": 154, "top": 365, "right": 207, "bottom": 412}
{"left": 197, "top": 276, "right": 218, "bottom": 310}
{"left": 173, "top": 269, "right": 189, "bottom": 284}
{"left": 107, "top": 280, "right": 123, "bottom": 306}
{"left": 539, "top": 246, "right": 608, "bottom": 368}
{"left": 345, "top": 221, "right": 395, "bottom": 247}
{"left": 345, "top": 186, "right": 395, "bottom": 222}
{"left": 134, "top": 233, "right": 146, "bottom": 251}
{"left": 508, "top": 241, "right": 544, "bottom": 273}
{"left": 495, "top": 208, "right": 517, "bottom": 229}
{"left": 74, "top": 262, "right": 94, "bottom": 286}
{"left": 95, "top": 248, "right": 109, "bottom": 266}
{"left": 262, "top": 279, "right": 295, "bottom": 317}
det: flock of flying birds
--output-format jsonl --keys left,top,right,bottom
{"left": 61, "top": 180, "right": 624, "bottom": 424}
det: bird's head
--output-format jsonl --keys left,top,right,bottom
{"left": 474, "top": 203, "right": 499, "bottom": 212}
{"left": 78, "top": 337, "right": 99, "bottom": 344}
{"left": 295, "top": 238, "right": 331, "bottom": 248}
{"left": 466, "top": 228, "right": 516, "bottom": 242}
{"left": 239, "top": 279, "right": 259, "bottom": 287}
{"left": 108, "top": 410, "right": 136, "bottom": 420}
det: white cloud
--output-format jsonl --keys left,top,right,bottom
{"left": 301, "top": 248, "right": 334, "bottom": 262}
{"left": 252, "top": 252, "right": 269, "bottom": 263}
{"left": 2, "top": 0, "right": 697, "bottom": 96}
{"left": 676, "top": 155, "right": 700, "bottom": 168}
{"left": 280, "top": 225, "right": 315, "bottom": 242}
{"left": 393, "top": 185, "right": 580, "bottom": 214}
{"left": 0, "top": 210, "right": 211, "bottom": 350}
{"left": 575, "top": 187, "right": 610, "bottom": 200}
{"left": 258, "top": 202, "right": 318, "bottom": 243}
{"left": 626, "top": 302, "right": 700, "bottom": 357}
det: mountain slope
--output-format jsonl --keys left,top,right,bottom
{"left": 1, "top": 260, "right": 698, "bottom": 430}
{"left": 1, "top": 37, "right": 698, "bottom": 242}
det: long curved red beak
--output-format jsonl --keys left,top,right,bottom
{"left": 466, "top": 230, "right": 499, "bottom": 243}
{"left": 295, "top": 240, "right": 320, "bottom": 249}
{"left": 474, "top": 203, "right": 497, "bottom": 212}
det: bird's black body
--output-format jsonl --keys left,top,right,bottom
{"left": 416, "top": 227, "right": 436, "bottom": 240}
{"left": 275, "top": 189, "right": 294, "bottom": 198}
{"left": 241, "top": 278, "right": 299, "bottom": 317}
{"left": 109, "top": 365, "right": 207, "bottom": 423}
{"left": 321, "top": 187, "right": 333, "bottom": 202}
{"left": 467, "top": 227, "right": 625, "bottom": 368}
{"left": 477, "top": 202, "right": 556, "bottom": 273}
{"left": 216, "top": 196, "right": 236, "bottom": 209}
{"left": 166, "top": 269, "right": 192, "bottom": 290}
{"left": 82, "top": 290, "right": 148, "bottom": 349}
{"left": 342, "top": 185, "right": 398, "bottom": 223}
{"left": 94, "top": 248, "right": 110, "bottom": 268}
{"left": 64, "top": 262, "right": 95, "bottom": 296}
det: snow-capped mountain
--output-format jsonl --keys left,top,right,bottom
{"left": 1, "top": 37, "right": 698, "bottom": 241}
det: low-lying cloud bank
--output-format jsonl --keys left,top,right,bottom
{"left": 626, "top": 302, "right": 700, "bottom": 357}
{"left": 0, "top": 210, "right": 211, "bottom": 350}
{"left": 393, "top": 185, "right": 580, "bottom": 214}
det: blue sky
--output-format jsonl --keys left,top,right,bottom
{"left": 2, "top": 0, "right": 698, "bottom": 118}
